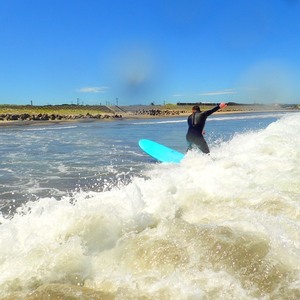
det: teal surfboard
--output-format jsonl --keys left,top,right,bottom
{"left": 139, "top": 139, "right": 184, "bottom": 163}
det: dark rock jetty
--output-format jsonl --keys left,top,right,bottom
{"left": 0, "top": 113, "right": 123, "bottom": 122}
{"left": 133, "top": 109, "right": 183, "bottom": 116}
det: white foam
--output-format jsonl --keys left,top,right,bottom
{"left": 25, "top": 125, "right": 78, "bottom": 131}
{"left": 1, "top": 113, "right": 300, "bottom": 298}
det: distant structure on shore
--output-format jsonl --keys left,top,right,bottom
{"left": 177, "top": 102, "right": 218, "bottom": 106}
{"left": 176, "top": 102, "right": 265, "bottom": 106}
{"left": 176, "top": 102, "right": 299, "bottom": 109}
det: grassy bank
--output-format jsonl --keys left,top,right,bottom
{"left": 0, "top": 105, "right": 111, "bottom": 116}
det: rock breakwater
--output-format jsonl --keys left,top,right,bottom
{"left": 0, "top": 113, "right": 123, "bottom": 122}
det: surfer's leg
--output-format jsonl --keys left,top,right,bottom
{"left": 186, "top": 134, "right": 193, "bottom": 152}
{"left": 186, "top": 141, "right": 192, "bottom": 152}
{"left": 196, "top": 136, "right": 210, "bottom": 154}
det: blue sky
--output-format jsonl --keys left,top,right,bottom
{"left": 0, "top": 0, "right": 300, "bottom": 106}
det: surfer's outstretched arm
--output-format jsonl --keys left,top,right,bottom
{"left": 204, "top": 102, "right": 227, "bottom": 117}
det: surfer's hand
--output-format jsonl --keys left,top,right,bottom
{"left": 219, "top": 102, "right": 227, "bottom": 109}
{"left": 202, "top": 130, "right": 206, "bottom": 135}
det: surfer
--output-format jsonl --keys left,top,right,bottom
{"left": 186, "top": 103, "right": 227, "bottom": 153}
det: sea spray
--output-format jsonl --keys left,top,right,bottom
{"left": 0, "top": 113, "right": 300, "bottom": 299}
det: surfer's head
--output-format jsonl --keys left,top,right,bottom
{"left": 192, "top": 105, "right": 201, "bottom": 112}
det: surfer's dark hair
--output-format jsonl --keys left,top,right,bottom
{"left": 192, "top": 105, "right": 201, "bottom": 112}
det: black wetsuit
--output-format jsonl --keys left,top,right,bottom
{"left": 186, "top": 105, "right": 221, "bottom": 153}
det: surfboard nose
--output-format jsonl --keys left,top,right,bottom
{"left": 139, "top": 139, "right": 184, "bottom": 163}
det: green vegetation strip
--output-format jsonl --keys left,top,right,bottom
{"left": 0, "top": 105, "right": 108, "bottom": 116}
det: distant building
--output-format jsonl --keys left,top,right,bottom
{"left": 176, "top": 102, "right": 218, "bottom": 106}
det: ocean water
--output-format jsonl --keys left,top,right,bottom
{"left": 0, "top": 111, "right": 299, "bottom": 299}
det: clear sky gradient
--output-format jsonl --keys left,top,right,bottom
{"left": 1, "top": 0, "right": 300, "bottom": 106}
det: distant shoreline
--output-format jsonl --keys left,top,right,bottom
{"left": 0, "top": 107, "right": 298, "bottom": 127}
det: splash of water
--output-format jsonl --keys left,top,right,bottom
{"left": 0, "top": 114, "right": 300, "bottom": 299}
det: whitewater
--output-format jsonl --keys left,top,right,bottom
{"left": 0, "top": 112, "right": 299, "bottom": 299}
